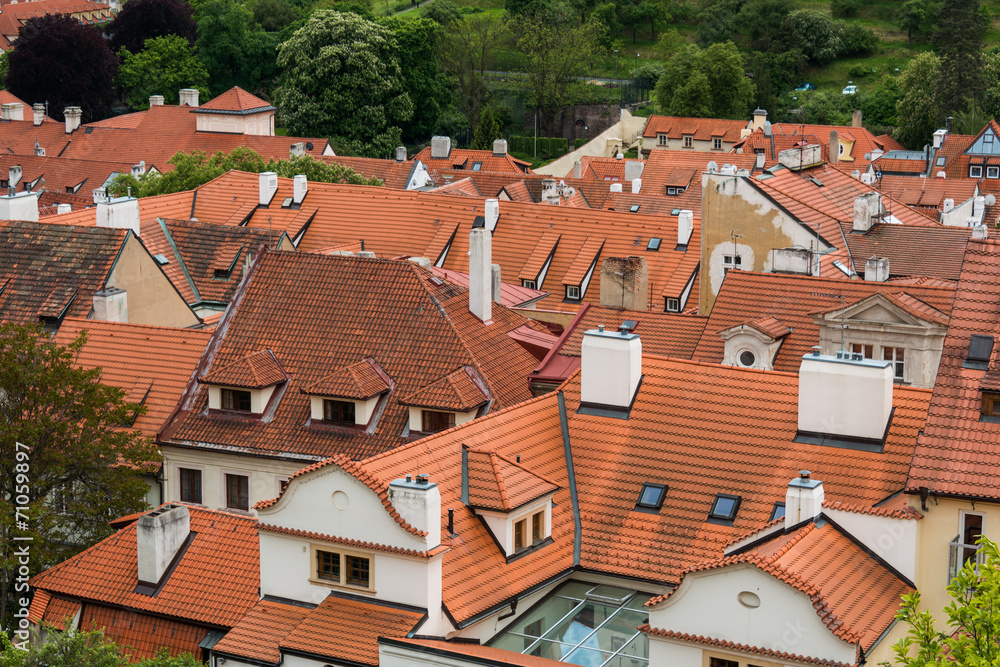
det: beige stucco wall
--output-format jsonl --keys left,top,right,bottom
{"left": 105, "top": 235, "right": 201, "bottom": 328}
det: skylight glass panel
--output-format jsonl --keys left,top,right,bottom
{"left": 647, "top": 238, "right": 661, "bottom": 251}
{"left": 629, "top": 204, "right": 640, "bottom": 213}
{"left": 636, "top": 483, "right": 667, "bottom": 511}
{"left": 709, "top": 493, "right": 741, "bottom": 523}
{"left": 770, "top": 502, "right": 786, "bottom": 522}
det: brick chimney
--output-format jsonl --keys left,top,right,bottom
{"left": 64, "top": 107, "right": 82, "bottom": 134}
{"left": 599, "top": 256, "right": 648, "bottom": 310}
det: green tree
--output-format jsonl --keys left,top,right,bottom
{"left": 382, "top": 18, "right": 451, "bottom": 143}
{"left": 746, "top": 48, "right": 806, "bottom": 112}
{"left": 897, "top": 0, "right": 931, "bottom": 48}
{"left": 424, "top": 0, "right": 461, "bottom": 24}
{"left": 737, "top": 0, "right": 791, "bottom": 52}
{"left": 250, "top": 0, "right": 300, "bottom": 32}
{"left": 858, "top": 75, "right": 902, "bottom": 128}
{"left": 784, "top": 9, "right": 841, "bottom": 66}
{"left": 886, "top": 537, "right": 1000, "bottom": 664}
{"left": 894, "top": 51, "right": 942, "bottom": 149}
{"left": 0, "top": 325, "right": 158, "bottom": 629}
{"left": 472, "top": 106, "right": 502, "bottom": 149}
{"left": 510, "top": 13, "right": 606, "bottom": 136}
{"left": 1, "top": 629, "right": 205, "bottom": 666}
{"left": 195, "top": 0, "right": 280, "bottom": 96}
{"left": 655, "top": 42, "right": 753, "bottom": 119}
{"left": 436, "top": 14, "right": 508, "bottom": 135}
{"left": 696, "top": 0, "right": 742, "bottom": 46}
{"left": 275, "top": 10, "right": 412, "bottom": 157}
{"left": 116, "top": 36, "right": 210, "bottom": 111}
{"left": 934, "top": 0, "right": 989, "bottom": 116}
{"left": 830, "top": 0, "right": 860, "bottom": 17}
{"left": 839, "top": 23, "right": 878, "bottom": 57}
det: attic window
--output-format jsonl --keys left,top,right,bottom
{"left": 982, "top": 391, "right": 1000, "bottom": 419}
{"left": 221, "top": 388, "right": 251, "bottom": 412}
{"left": 965, "top": 335, "right": 994, "bottom": 369}
{"left": 769, "top": 502, "right": 786, "bottom": 522}
{"left": 281, "top": 197, "right": 294, "bottom": 208}
{"left": 522, "top": 279, "right": 537, "bottom": 289}
{"left": 565, "top": 285, "right": 581, "bottom": 300}
{"left": 621, "top": 320, "right": 638, "bottom": 332}
{"left": 472, "top": 162, "right": 482, "bottom": 171}
{"left": 647, "top": 237, "right": 661, "bottom": 251}
{"left": 937, "top": 156, "right": 946, "bottom": 166}
{"left": 214, "top": 268, "right": 231, "bottom": 280}
{"left": 708, "top": 493, "right": 741, "bottom": 524}
{"left": 629, "top": 204, "right": 640, "bottom": 213}
{"left": 153, "top": 254, "right": 169, "bottom": 265}
{"left": 635, "top": 483, "right": 667, "bottom": 512}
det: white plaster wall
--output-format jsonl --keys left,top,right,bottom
{"left": 708, "top": 243, "right": 756, "bottom": 299}
{"left": 580, "top": 333, "right": 642, "bottom": 407}
{"left": 824, "top": 508, "right": 917, "bottom": 582}
{"left": 252, "top": 385, "right": 275, "bottom": 413}
{"left": 648, "top": 636, "right": 702, "bottom": 667}
{"left": 161, "top": 444, "right": 309, "bottom": 510}
{"left": 196, "top": 111, "right": 275, "bottom": 136}
{"left": 721, "top": 332, "right": 780, "bottom": 370}
{"left": 258, "top": 531, "right": 441, "bottom": 611}
{"left": 649, "top": 566, "right": 855, "bottom": 664}
{"left": 258, "top": 465, "right": 431, "bottom": 552}
{"left": 477, "top": 498, "right": 552, "bottom": 556}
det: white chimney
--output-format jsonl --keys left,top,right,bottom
{"left": 137, "top": 505, "right": 190, "bottom": 587}
{"left": 357, "top": 250, "right": 376, "bottom": 258}
{"left": 0, "top": 191, "right": 39, "bottom": 221}
{"left": 1, "top": 103, "right": 23, "bottom": 121}
{"left": 493, "top": 139, "right": 508, "bottom": 156}
{"left": 751, "top": 109, "right": 767, "bottom": 131}
{"left": 678, "top": 210, "right": 694, "bottom": 246}
{"left": 541, "top": 178, "right": 558, "bottom": 204}
{"left": 131, "top": 161, "right": 145, "bottom": 179}
{"left": 491, "top": 264, "right": 501, "bottom": 303}
{"left": 96, "top": 196, "right": 140, "bottom": 235}
{"left": 396, "top": 146, "right": 407, "bottom": 162}
{"left": 624, "top": 160, "right": 644, "bottom": 182}
{"left": 289, "top": 142, "right": 305, "bottom": 158}
{"left": 408, "top": 257, "right": 432, "bottom": 268}
{"left": 785, "top": 471, "right": 824, "bottom": 530}
{"left": 853, "top": 192, "right": 883, "bottom": 232}
{"left": 8, "top": 165, "right": 21, "bottom": 189}
{"left": 610, "top": 182, "right": 622, "bottom": 193}
{"left": 259, "top": 172, "right": 278, "bottom": 206}
{"left": 431, "top": 136, "right": 451, "bottom": 159}
{"left": 178, "top": 88, "right": 200, "bottom": 107}
{"left": 469, "top": 228, "right": 492, "bottom": 323}
{"left": 32, "top": 104, "right": 44, "bottom": 126}
{"left": 484, "top": 198, "right": 499, "bottom": 232}
{"left": 293, "top": 174, "right": 308, "bottom": 204}
{"left": 974, "top": 196, "right": 986, "bottom": 219}
{"left": 581, "top": 326, "right": 642, "bottom": 409}
{"left": 943, "top": 198, "right": 955, "bottom": 213}
{"left": 631, "top": 178, "right": 642, "bottom": 194}
{"left": 829, "top": 131, "right": 839, "bottom": 165}
{"left": 973, "top": 223, "right": 989, "bottom": 240}
{"left": 798, "top": 351, "right": 893, "bottom": 441}
{"left": 864, "top": 256, "right": 889, "bottom": 282}
{"left": 573, "top": 160, "right": 582, "bottom": 179}
{"left": 64, "top": 107, "right": 82, "bottom": 134}
{"left": 851, "top": 169, "right": 861, "bottom": 180}
{"left": 149, "top": 95, "right": 164, "bottom": 108}
{"left": 933, "top": 129, "right": 948, "bottom": 149}
{"left": 92, "top": 287, "right": 127, "bottom": 322}
{"left": 92, "top": 188, "right": 109, "bottom": 204}
{"left": 388, "top": 475, "right": 441, "bottom": 549}
{"left": 56, "top": 203, "right": 72, "bottom": 214}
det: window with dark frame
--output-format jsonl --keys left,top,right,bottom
{"left": 226, "top": 473, "right": 249, "bottom": 511}
{"left": 422, "top": 410, "right": 455, "bottom": 433}
{"left": 317, "top": 550, "right": 340, "bottom": 581}
{"left": 713, "top": 137, "right": 722, "bottom": 150}
{"left": 770, "top": 502, "right": 786, "bottom": 522}
{"left": 323, "top": 399, "right": 356, "bottom": 425}
{"left": 635, "top": 483, "right": 668, "bottom": 511}
{"left": 883, "top": 346, "right": 905, "bottom": 381}
{"left": 982, "top": 391, "right": 1000, "bottom": 417}
{"left": 315, "top": 549, "right": 371, "bottom": 588}
{"left": 179, "top": 468, "right": 202, "bottom": 504}
{"left": 345, "top": 554, "right": 370, "bottom": 587}
{"left": 531, "top": 511, "right": 543, "bottom": 542}
{"left": 709, "top": 493, "right": 741, "bottom": 523}
{"left": 851, "top": 343, "right": 874, "bottom": 359}
{"left": 658, "top": 134, "right": 667, "bottom": 146}
{"left": 221, "top": 388, "right": 251, "bottom": 412}
{"left": 710, "top": 658, "right": 739, "bottom": 667}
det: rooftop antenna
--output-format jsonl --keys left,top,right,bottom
{"left": 730, "top": 231, "right": 743, "bottom": 270}
{"left": 838, "top": 293, "right": 848, "bottom": 354}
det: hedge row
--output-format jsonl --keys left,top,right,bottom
{"left": 507, "top": 135, "right": 570, "bottom": 159}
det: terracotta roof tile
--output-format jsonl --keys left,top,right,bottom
{"left": 518, "top": 231, "right": 561, "bottom": 281}
{"left": 42, "top": 596, "right": 80, "bottom": 631}
{"left": 562, "top": 236, "right": 604, "bottom": 286}
{"left": 258, "top": 523, "right": 445, "bottom": 557}
{"left": 30, "top": 505, "right": 260, "bottom": 628}
{"left": 212, "top": 599, "right": 310, "bottom": 664}
{"left": 302, "top": 358, "right": 391, "bottom": 399}
{"left": 558, "top": 306, "right": 707, "bottom": 359}
{"left": 201, "top": 349, "right": 289, "bottom": 389}
{"left": 198, "top": 87, "right": 274, "bottom": 113}
{"left": 401, "top": 367, "right": 489, "bottom": 411}
{"left": 746, "top": 316, "right": 791, "bottom": 339}
{"left": 80, "top": 604, "right": 206, "bottom": 660}
{"left": 639, "top": 627, "right": 850, "bottom": 667}
{"left": 428, "top": 266, "right": 549, "bottom": 308}
{"left": 643, "top": 116, "right": 747, "bottom": 142}
{"left": 53, "top": 319, "right": 212, "bottom": 438}
{"left": 465, "top": 447, "right": 560, "bottom": 511}
{"left": 27, "top": 589, "right": 50, "bottom": 625}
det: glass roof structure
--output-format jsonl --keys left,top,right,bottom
{"left": 489, "top": 581, "right": 651, "bottom": 667}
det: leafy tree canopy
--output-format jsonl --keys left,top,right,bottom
{"left": 274, "top": 10, "right": 413, "bottom": 157}
{"left": 655, "top": 41, "right": 754, "bottom": 119}
{"left": 424, "top": 0, "right": 461, "bottom": 24}
{"left": 1, "top": 629, "right": 205, "bottom": 666}
{"left": 0, "top": 324, "right": 157, "bottom": 628}
{"left": 382, "top": 17, "right": 451, "bottom": 143}
{"left": 894, "top": 50, "right": 942, "bottom": 149}
{"left": 934, "top": 0, "right": 989, "bottom": 115}
{"left": 107, "top": 148, "right": 382, "bottom": 198}
{"left": 436, "top": 14, "right": 507, "bottom": 136}
{"left": 472, "top": 106, "right": 503, "bottom": 149}
{"left": 107, "top": 0, "right": 197, "bottom": 55}
{"left": 250, "top": 0, "right": 301, "bottom": 32}
{"left": 195, "top": 0, "right": 280, "bottom": 96}
{"left": 116, "top": 36, "right": 211, "bottom": 111}
{"left": 784, "top": 9, "right": 841, "bottom": 66}
{"left": 6, "top": 15, "right": 116, "bottom": 122}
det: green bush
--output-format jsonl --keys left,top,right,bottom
{"left": 830, "top": 0, "right": 861, "bottom": 17}
{"left": 551, "top": 137, "right": 568, "bottom": 156}
{"left": 840, "top": 23, "right": 879, "bottom": 56}
{"left": 574, "top": 137, "right": 583, "bottom": 149}
{"left": 539, "top": 136, "right": 551, "bottom": 158}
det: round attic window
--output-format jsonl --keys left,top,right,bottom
{"left": 738, "top": 350, "right": 757, "bottom": 367}
{"left": 332, "top": 490, "right": 350, "bottom": 510}
{"left": 738, "top": 591, "right": 761, "bottom": 608}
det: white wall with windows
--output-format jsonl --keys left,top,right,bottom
{"left": 476, "top": 496, "right": 554, "bottom": 557}
{"left": 407, "top": 407, "right": 477, "bottom": 435}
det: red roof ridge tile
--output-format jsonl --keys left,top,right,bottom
{"left": 254, "top": 454, "right": 427, "bottom": 538}
{"left": 639, "top": 627, "right": 851, "bottom": 667}
{"left": 200, "top": 348, "right": 289, "bottom": 388}
{"left": 465, "top": 447, "right": 561, "bottom": 511}
{"left": 258, "top": 523, "right": 447, "bottom": 558}
{"left": 822, "top": 499, "right": 922, "bottom": 520}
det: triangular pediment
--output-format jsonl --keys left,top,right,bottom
{"left": 848, "top": 303, "right": 908, "bottom": 325}
{"left": 814, "top": 292, "right": 933, "bottom": 328}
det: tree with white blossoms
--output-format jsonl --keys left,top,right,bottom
{"left": 274, "top": 10, "right": 413, "bottom": 158}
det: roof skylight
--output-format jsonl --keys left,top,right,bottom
{"left": 647, "top": 237, "right": 661, "bottom": 251}
{"left": 964, "top": 334, "right": 994, "bottom": 369}
{"left": 770, "top": 502, "right": 786, "bottom": 522}
{"left": 708, "top": 493, "right": 741, "bottom": 524}
{"left": 635, "top": 483, "right": 667, "bottom": 512}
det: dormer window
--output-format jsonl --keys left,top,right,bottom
{"left": 213, "top": 268, "right": 231, "bottom": 280}
{"left": 982, "top": 391, "right": 1000, "bottom": 419}
{"left": 402, "top": 367, "right": 488, "bottom": 436}
{"left": 302, "top": 358, "right": 392, "bottom": 429}
{"left": 324, "top": 399, "right": 355, "bottom": 425}
{"left": 566, "top": 285, "right": 581, "bottom": 300}
{"left": 200, "top": 349, "right": 288, "bottom": 418}
{"left": 222, "top": 388, "right": 251, "bottom": 412}
{"left": 422, "top": 410, "right": 455, "bottom": 433}
{"left": 514, "top": 510, "right": 546, "bottom": 551}
{"left": 522, "top": 279, "right": 537, "bottom": 289}
{"left": 971, "top": 165, "right": 984, "bottom": 178}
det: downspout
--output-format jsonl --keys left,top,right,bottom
{"left": 557, "top": 391, "right": 582, "bottom": 566}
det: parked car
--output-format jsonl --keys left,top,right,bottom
{"left": 842, "top": 84, "right": 859, "bottom": 95}
{"left": 794, "top": 82, "right": 817, "bottom": 91}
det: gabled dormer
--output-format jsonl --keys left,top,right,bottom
{"left": 462, "top": 446, "right": 559, "bottom": 560}
{"left": 719, "top": 315, "right": 791, "bottom": 370}
{"left": 401, "top": 367, "right": 489, "bottom": 435}
{"left": 301, "top": 358, "right": 392, "bottom": 430}
{"left": 199, "top": 349, "right": 288, "bottom": 418}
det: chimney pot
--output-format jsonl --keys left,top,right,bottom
{"left": 799, "top": 470, "right": 810, "bottom": 479}
{"left": 63, "top": 106, "right": 82, "bottom": 134}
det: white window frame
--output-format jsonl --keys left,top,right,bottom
{"left": 683, "top": 135, "right": 693, "bottom": 149}
{"left": 883, "top": 346, "right": 905, "bottom": 381}
{"left": 657, "top": 134, "right": 667, "bottom": 146}
{"left": 522, "top": 279, "right": 537, "bottom": 289}
{"left": 988, "top": 166, "right": 999, "bottom": 179}
{"left": 971, "top": 165, "right": 984, "bottom": 178}
{"left": 666, "top": 297, "right": 680, "bottom": 312}
{"left": 736, "top": 348, "right": 758, "bottom": 368}
{"left": 713, "top": 137, "right": 722, "bottom": 150}
{"left": 565, "top": 285, "right": 581, "bottom": 300}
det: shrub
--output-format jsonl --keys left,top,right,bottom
{"left": 840, "top": 23, "right": 879, "bottom": 56}
{"left": 830, "top": 0, "right": 861, "bottom": 17}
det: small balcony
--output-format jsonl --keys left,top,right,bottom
{"left": 949, "top": 536, "right": 987, "bottom": 581}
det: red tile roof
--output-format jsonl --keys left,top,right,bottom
{"left": 908, "top": 238, "right": 1000, "bottom": 498}
{"left": 198, "top": 87, "right": 274, "bottom": 113}
{"left": 557, "top": 306, "right": 707, "bottom": 359}
{"left": 167, "top": 251, "right": 540, "bottom": 461}
{"left": 839, "top": 221, "right": 971, "bottom": 280}
{"left": 428, "top": 266, "right": 549, "bottom": 308}
{"left": 640, "top": 627, "right": 849, "bottom": 667}
{"left": 80, "top": 604, "right": 206, "bottom": 660}
{"left": 322, "top": 155, "right": 418, "bottom": 189}
{"left": 465, "top": 447, "right": 560, "bottom": 511}
{"left": 41, "top": 595, "right": 80, "bottom": 631}
{"left": 30, "top": 505, "right": 260, "bottom": 628}
{"left": 200, "top": 348, "right": 289, "bottom": 389}
{"left": 643, "top": 116, "right": 747, "bottom": 142}
{"left": 53, "top": 319, "right": 212, "bottom": 438}
{"left": 413, "top": 147, "right": 532, "bottom": 181}
{"left": 302, "top": 358, "right": 391, "bottom": 399}
{"left": 212, "top": 599, "right": 310, "bottom": 664}
{"left": 400, "top": 367, "right": 489, "bottom": 412}
{"left": 0, "top": 154, "right": 134, "bottom": 196}
{"left": 382, "top": 637, "right": 574, "bottom": 667}
{"left": 693, "top": 272, "right": 956, "bottom": 373}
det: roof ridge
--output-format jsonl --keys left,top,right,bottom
{"left": 488, "top": 452, "right": 511, "bottom": 509}
{"left": 58, "top": 317, "right": 213, "bottom": 337}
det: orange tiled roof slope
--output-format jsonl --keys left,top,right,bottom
{"left": 401, "top": 367, "right": 489, "bottom": 411}
{"left": 29, "top": 505, "right": 260, "bottom": 628}
{"left": 558, "top": 306, "right": 708, "bottom": 359}
{"left": 322, "top": 155, "right": 421, "bottom": 189}
{"left": 838, "top": 221, "right": 972, "bottom": 281}
{"left": 908, "top": 238, "right": 1000, "bottom": 498}
{"left": 466, "top": 447, "right": 560, "bottom": 511}
{"left": 381, "top": 637, "right": 575, "bottom": 667}
{"left": 80, "top": 605, "right": 206, "bottom": 660}
{"left": 212, "top": 599, "right": 310, "bottom": 664}
{"left": 693, "top": 272, "right": 956, "bottom": 373}
{"left": 166, "top": 250, "right": 541, "bottom": 461}
{"left": 53, "top": 319, "right": 212, "bottom": 438}
{"left": 938, "top": 121, "right": 1000, "bottom": 179}
{"left": 877, "top": 175, "right": 977, "bottom": 218}
{"left": 0, "top": 221, "right": 127, "bottom": 324}
{"left": 643, "top": 115, "right": 748, "bottom": 142}
{"left": 199, "top": 87, "right": 274, "bottom": 113}
{"left": 560, "top": 356, "right": 931, "bottom": 584}
{"left": 303, "top": 358, "right": 391, "bottom": 399}
{"left": 0, "top": 153, "right": 135, "bottom": 196}
{"left": 648, "top": 522, "right": 912, "bottom": 652}
{"left": 413, "top": 145, "right": 532, "bottom": 177}
{"left": 736, "top": 123, "right": 886, "bottom": 170}
{"left": 200, "top": 349, "right": 289, "bottom": 388}
{"left": 0, "top": 0, "right": 112, "bottom": 51}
